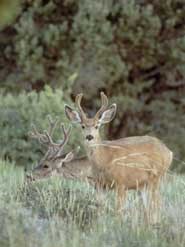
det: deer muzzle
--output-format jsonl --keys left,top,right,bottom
{"left": 86, "top": 135, "right": 94, "bottom": 141}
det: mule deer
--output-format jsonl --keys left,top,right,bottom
{"left": 26, "top": 116, "right": 93, "bottom": 184}
{"left": 65, "top": 92, "right": 173, "bottom": 223}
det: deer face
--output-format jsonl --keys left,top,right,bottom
{"left": 26, "top": 116, "right": 74, "bottom": 181}
{"left": 27, "top": 152, "right": 74, "bottom": 181}
{"left": 65, "top": 92, "right": 117, "bottom": 145}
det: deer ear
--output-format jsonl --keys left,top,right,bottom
{"left": 63, "top": 152, "right": 74, "bottom": 163}
{"left": 56, "top": 152, "right": 74, "bottom": 168}
{"left": 99, "top": 104, "right": 117, "bottom": 124}
{"left": 65, "top": 105, "right": 81, "bottom": 123}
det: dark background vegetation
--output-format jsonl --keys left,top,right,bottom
{"left": 0, "top": 0, "right": 185, "bottom": 172}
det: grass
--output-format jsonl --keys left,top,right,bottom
{"left": 0, "top": 160, "right": 185, "bottom": 247}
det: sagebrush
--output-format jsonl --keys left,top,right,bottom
{"left": 0, "top": 0, "right": 185, "bottom": 171}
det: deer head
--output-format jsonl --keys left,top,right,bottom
{"left": 26, "top": 116, "right": 74, "bottom": 181}
{"left": 65, "top": 92, "right": 117, "bottom": 144}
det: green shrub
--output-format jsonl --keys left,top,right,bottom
{"left": 0, "top": 86, "right": 82, "bottom": 167}
{"left": 0, "top": 0, "right": 21, "bottom": 30}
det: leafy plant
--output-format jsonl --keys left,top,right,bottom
{"left": 0, "top": 86, "right": 82, "bottom": 167}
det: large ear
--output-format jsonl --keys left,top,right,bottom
{"left": 99, "top": 104, "right": 117, "bottom": 124}
{"left": 56, "top": 152, "right": 74, "bottom": 168}
{"left": 65, "top": 105, "right": 81, "bottom": 123}
{"left": 62, "top": 152, "right": 74, "bottom": 163}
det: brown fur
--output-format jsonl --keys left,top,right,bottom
{"left": 89, "top": 136, "right": 172, "bottom": 190}
{"left": 27, "top": 115, "right": 95, "bottom": 186}
{"left": 65, "top": 93, "right": 173, "bottom": 223}
{"left": 27, "top": 156, "right": 94, "bottom": 185}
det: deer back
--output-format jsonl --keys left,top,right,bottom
{"left": 88, "top": 135, "right": 173, "bottom": 190}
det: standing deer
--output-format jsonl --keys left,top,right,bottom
{"left": 26, "top": 116, "right": 93, "bottom": 185}
{"left": 65, "top": 92, "right": 173, "bottom": 223}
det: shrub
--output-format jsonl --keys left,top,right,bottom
{"left": 0, "top": 0, "right": 21, "bottom": 30}
{"left": 0, "top": 86, "right": 82, "bottom": 167}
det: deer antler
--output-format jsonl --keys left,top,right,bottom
{"left": 47, "top": 115, "right": 59, "bottom": 136}
{"left": 29, "top": 124, "right": 49, "bottom": 145}
{"left": 29, "top": 115, "right": 72, "bottom": 158}
{"left": 29, "top": 115, "right": 59, "bottom": 146}
{"left": 95, "top": 92, "right": 109, "bottom": 119}
{"left": 59, "top": 124, "right": 71, "bottom": 147}
{"left": 55, "top": 124, "right": 72, "bottom": 156}
{"left": 75, "top": 93, "right": 87, "bottom": 120}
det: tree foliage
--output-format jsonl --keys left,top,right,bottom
{"left": 0, "top": 0, "right": 21, "bottom": 30}
{"left": 0, "top": 0, "right": 185, "bottom": 171}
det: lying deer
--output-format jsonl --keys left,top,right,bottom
{"left": 65, "top": 92, "right": 173, "bottom": 223}
{"left": 26, "top": 116, "right": 93, "bottom": 185}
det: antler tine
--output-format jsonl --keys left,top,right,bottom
{"left": 28, "top": 124, "right": 39, "bottom": 138}
{"left": 59, "top": 123, "right": 72, "bottom": 148}
{"left": 95, "top": 92, "right": 109, "bottom": 118}
{"left": 75, "top": 93, "right": 87, "bottom": 120}
{"left": 43, "top": 130, "right": 57, "bottom": 147}
{"left": 47, "top": 115, "right": 59, "bottom": 136}
{"left": 55, "top": 124, "right": 71, "bottom": 156}
{"left": 29, "top": 117, "right": 71, "bottom": 155}
{"left": 29, "top": 116, "right": 59, "bottom": 147}
{"left": 29, "top": 124, "right": 49, "bottom": 145}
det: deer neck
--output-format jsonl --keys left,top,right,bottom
{"left": 85, "top": 134, "right": 105, "bottom": 165}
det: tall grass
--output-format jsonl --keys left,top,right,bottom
{"left": 0, "top": 160, "right": 185, "bottom": 247}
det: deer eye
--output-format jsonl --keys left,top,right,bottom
{"left": 43, "top": 164, "right": 49, "bottom": 169}
{"left": 82, "top": 125, "right": 85, "bottom": 129}
{"left": 95, "top": 125, "right": 98, "bottom": 129}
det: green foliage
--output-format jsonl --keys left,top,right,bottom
{"left": 0, "top": 0, "right": 21, "bottom": 29}
{"left": 1, "top": 0, "right": 185, "bottom": 93}
{"left": 0, "top": 86, "right": 82, "bottom": 167}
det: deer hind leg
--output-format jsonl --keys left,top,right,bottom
{"left": 115, "top": 185, "right": 126, "bottom": 214}
{"left": 145, "top": 178, "right": 162, "bottom": 225}
{"left": 139, "top": 187, "right": 150, "bottom": 224}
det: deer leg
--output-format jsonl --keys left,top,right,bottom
{"left": 139, "top": 188, "right": 150, "bottom": 224}
{"left": 95, "top": 181, "right": 106, "bottom": 207}
{"left": 149, "top": 179, "right": 162, "bottom": 224}
{"left": 145, "top": 179, "right": 161, "bottom": 225}
{"left": 116, "top": 185, "right": 126, "bottom": 214}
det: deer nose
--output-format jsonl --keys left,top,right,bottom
{"left": 86, "top": 135, "right": 94, "bottom": 141}
{"left": 26, "top": 173, "right": 35, "bottom": 182}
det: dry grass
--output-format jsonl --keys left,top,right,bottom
{"left": 0, "top": 160, "right": 185, "bottom": 247}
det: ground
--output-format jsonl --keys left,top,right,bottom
{"left": 0, "top": 160, "right": 185, "bottom": 247}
